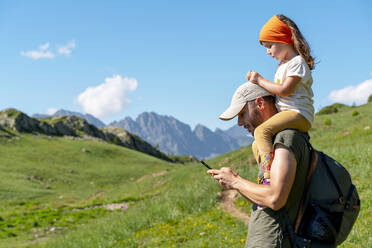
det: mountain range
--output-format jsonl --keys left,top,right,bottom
{"left": 110, "top": 112, "right": 253, "bottom": 159}
{"left": 34, "top": 110, "right": 254, "bottom": 159}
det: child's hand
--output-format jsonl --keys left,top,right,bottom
{"left": 246, "top": 70, "right": 261, "bottom": 83}
{"left": 246, "top": 71, "right": 253, "bottom": 81}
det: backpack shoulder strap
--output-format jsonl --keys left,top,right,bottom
{"left": 294, "top": 146, "right": 318, "bottom": 233}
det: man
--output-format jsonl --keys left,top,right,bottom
{"left": 208, "top": 82, "right": 313, "bottom": 247}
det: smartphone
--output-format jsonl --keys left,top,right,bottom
{"left": 200, "top": 160, "right": 212, "bottom": 170}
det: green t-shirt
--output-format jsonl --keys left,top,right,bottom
{"left": 245, "top": 129, "right": 310, "bottom": 248}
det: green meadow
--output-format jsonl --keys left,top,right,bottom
{"left": 0, "top": 102, "right": 371, "bottom": 247}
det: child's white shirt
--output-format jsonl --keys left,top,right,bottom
{"left": 274, "top": 55, "right": 314, "bottom": 124}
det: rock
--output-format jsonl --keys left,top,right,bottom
{"left": 103, "top": 203, "right": 128, "bottom": 211}
{"left": 0, "top": 108, "right": 53, "bottom": 134}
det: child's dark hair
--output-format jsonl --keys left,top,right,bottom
{"left": 277, "top": 14, "right": 315, "bottom": 70}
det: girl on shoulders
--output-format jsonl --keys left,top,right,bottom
{"left": 246, "top": 14, "right": 315, "bottom": 182}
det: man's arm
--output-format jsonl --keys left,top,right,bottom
{"left": 208, "top": 144, "right": 297, "bottom": 210}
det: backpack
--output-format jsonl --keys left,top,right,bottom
{"left": 283, "top": 143, "right": 361, "bottom": 247}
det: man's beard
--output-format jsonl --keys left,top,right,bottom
{"left": 250, "top": 107, "right": 263, "bottom": 136}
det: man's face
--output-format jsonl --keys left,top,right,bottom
{"left": 237, "top": 101, "right": 263, "bottom": 135}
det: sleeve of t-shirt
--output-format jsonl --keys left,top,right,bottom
{"left": 286, "top": 57, "right": 308, "bottom": 79}
{"left": 273, "top": 129, "right": 309, "bottom": 165}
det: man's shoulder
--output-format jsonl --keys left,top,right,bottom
{"left": 274, "top": 129, "right": 309, "bottom": 143}
{"left": 273, "top": 129, "right": 310, "bottom": 162}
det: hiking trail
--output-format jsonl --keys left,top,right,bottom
{"left": 219, "top": 189, "right": 250, "bottom": 226}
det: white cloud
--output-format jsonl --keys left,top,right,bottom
{"left": 47, "top": 108, "right": 57, "bottom": 115}
{"left": 40, "top": 43, "right": 50, "bottom": 51}
{"left": 20, "top": 42, "right": 55, "bottom": 60}
{"left": 328, "top": 78, "right": 372, "bottom": 105}
{"left": 58, "top": 40, "right": 76, "bottom": 56}
{"left": 77, "top": 75, "right": 138, "bottom": 118}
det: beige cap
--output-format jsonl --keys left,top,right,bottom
{"left": 219, "top": 81, "right": 272, "bottom": 120}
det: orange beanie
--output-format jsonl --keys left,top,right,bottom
{"left": 259, "top": 15, "right": 293, "bottom": 44}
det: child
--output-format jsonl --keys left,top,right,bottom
{"left": 246, "top": 14, "right": 315, "bottom": 182}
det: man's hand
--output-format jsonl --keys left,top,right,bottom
{"left": 208, "top": 145, "right": 297, "bottom": 210}
{"left": 207, "top": 167, "right": 240, "bottom": 189}
{"left": 246, "top": 70, "right": 262, "bottom": 84}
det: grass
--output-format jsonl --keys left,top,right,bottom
{"left": 0, "top": 134, "right": 176, "bottom": 247}
{"left": 30, "top": 147, "right": 255, "bottom": 248}
{"left": 0, "top": 102, "right": 371, "bottom": 247}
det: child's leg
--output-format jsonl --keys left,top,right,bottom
{"left": 251, "top": 141, "right": 260, "bottom": 164}
{"left": 254, "top": 110, "right": 311, "bottom": 179}
{"left": 252, "top": 141, "right": 265, "bottom": 183}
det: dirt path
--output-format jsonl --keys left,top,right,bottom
{"left": 72, "top": 202, "right": 129, "bottom": 212}
{"left": 219, "top": 189, "right": 250, "bottom": 226}
{"left": 136, "top": 170, "right": 167, "bottom": 182}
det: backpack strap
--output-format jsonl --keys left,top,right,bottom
{"left": 294, "top": 147, "right": 318, "bottom": 233}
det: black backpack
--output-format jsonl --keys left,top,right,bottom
{"left": 284, "top": 143, "right": 361, "bottom": 247}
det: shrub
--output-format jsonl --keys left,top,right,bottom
{"left": 352, "top": 110, "right": 359, "bottom": 117}
{"left": 324, "top": 118, "right": 332, "bottom": 126}
{"left": 316, "top": 103, "right": 347, "bottom": 115}
{"left": 368, "top": 94, "right": 372, "bottom": 103}
{"left": 321, "top": 107, "right": 338, "bottom": 115}
{"left": 113, "top": 136, "right": 121, "bottom": 145}
{"left": 168, "top": 155, "right": 197, "bottom": 164}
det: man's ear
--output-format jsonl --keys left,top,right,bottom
{"left": 255, "top": 97, "right": 265, "bottom": 110}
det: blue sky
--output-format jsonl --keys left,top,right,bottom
{"left": 1, "top": 0, "right": 372, "bottom": 131}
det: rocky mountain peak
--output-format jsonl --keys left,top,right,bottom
{"left": 111, "top": 112, "right": 253, "bottom": 159}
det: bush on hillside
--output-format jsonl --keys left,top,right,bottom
{"left": 316, "top": 103, "right": 348, "bottom": 115}
{"left": 352, "top": 110, "right": 359, "bottom": 117}
{"left": 368, "top": 94, "right": 372, "bottom": 103}
{"left": 324, "top": 118, "right": 332, "bottom": 126}
{"left": 168, "top": 154, "right": 197, "bottom": 164}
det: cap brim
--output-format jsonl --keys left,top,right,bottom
{"left": 219, "top": 103, "right": 245, "bottom": 121}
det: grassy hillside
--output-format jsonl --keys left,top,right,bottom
{"left": 0, "top": 102, "right": 371, "bottom": 247}
{"left": 0, "top": 134, "right": 177, "bottom": 247}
